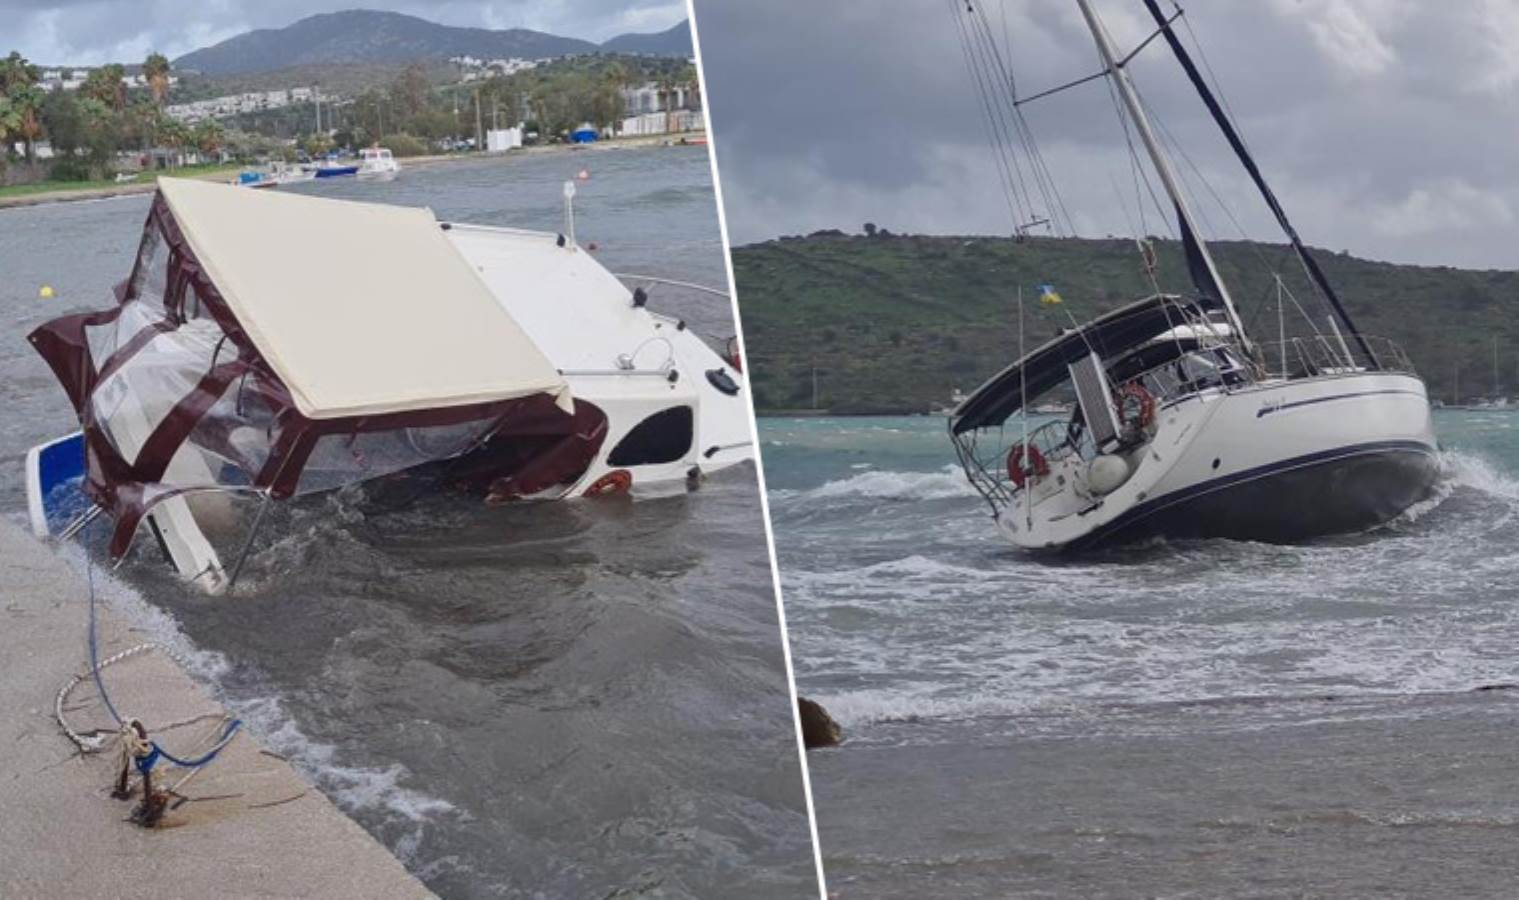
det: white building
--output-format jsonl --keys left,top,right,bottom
{"left": 621, "top": 82, "right": 693, "bottom": 116}
{"left": 165, "top": 87, "right": 324, "bottom": 124}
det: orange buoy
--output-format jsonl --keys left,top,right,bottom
{"left": 1006, "top": 443, "right": 1050, "bottom": 489}
{"left": 583, "top": 469, "right": 632, "bottom": 497}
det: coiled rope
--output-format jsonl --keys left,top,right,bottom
{"left": 54, "top": 535, "right": 243, "bottom": 819}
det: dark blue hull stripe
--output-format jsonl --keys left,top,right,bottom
{"left": 1063, "top": 439, "right": 1438, "bottom": 551}
{"left": 1256, "top": 389, "right": 1426, "bottom": 418}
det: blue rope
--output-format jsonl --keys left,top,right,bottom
{"left": 84, "top": 535, "right": 242, "bottom": 774}
{"left": 152, "top": 719, "right": 242, "bottom": 769}
{"left": 85, "top": 548, "right": 125, "bottom": 727}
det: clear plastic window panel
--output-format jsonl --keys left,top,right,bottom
{"left": 296, "top": 421, "right": 494, "bottom": 495}
{"left": 88, "top": 313, "right": 229, "bottom": 468}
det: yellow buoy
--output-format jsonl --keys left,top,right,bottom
{"left": 39, "top": 285, "right": 55, "bottom": 299}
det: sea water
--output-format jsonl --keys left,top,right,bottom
{"left": 0, "top": 148, "right": 814, "bottom": 899}
{"left": 765, "top": 412, "right": 1519, "bottom": 896}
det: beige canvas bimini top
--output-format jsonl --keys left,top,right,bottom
{"left": 157, "top": 178, "right": 572, "bottom": 419}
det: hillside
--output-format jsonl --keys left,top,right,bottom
{"left": 601, "top": 22, "right": 693, "bottom": 56}
{"left": 174, "top": 10, "right": 690, "bottom": 75}
{"left": 732, "top": 231, "right": 1519, "bottom": 414}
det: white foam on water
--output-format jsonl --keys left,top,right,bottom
{"left": 235, "top": 693, "right": 461, "bottom": 846}
{"left": 816, "top": 686, "right": 1050, "bottom": 728}
{"left": 791, "top": 465, "right": 977, "bottom": 503}
{"left": 782, "top": 456, "right": 1519, "bottom": 734}
{"left": 1443, "top": 449, "right": 1519, "bottom": 503}
{"left": 44, "top": 535, "right": 459, "bottom": 862}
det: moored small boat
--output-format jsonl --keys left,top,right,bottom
{"left": 356, "top": 146, "right": 400, "bottom": 182}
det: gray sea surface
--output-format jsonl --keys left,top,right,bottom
{"left": 0, "top": 147, "right": 816, "bottom": 899}
{"left": 764, "top": 413, "right": 1519, "bottom": 897}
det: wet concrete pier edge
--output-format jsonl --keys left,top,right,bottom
{"left": 0, "top": 517, "right": 435, "bottom": 899}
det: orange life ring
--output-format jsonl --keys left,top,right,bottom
{"left": 583, "top": 469, "right": 633, "bottom": 497}
{"left": 1006, "top": 443, "right": 1050, "bottom": 489}
{"left": 1115, "top": 382, "right": 1156, "bottom": 432}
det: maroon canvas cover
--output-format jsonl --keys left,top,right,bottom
{"left": 28, "top": 190, "right": 601, "bottom": 559}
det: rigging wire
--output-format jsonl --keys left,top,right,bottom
{"left": 947, "top": 0, "right": 1032, "bottom": 233}
{"left": 965, "top": 6, "right": 1052, "bottom": 233}
{"left": 966, "top": 2, "right": 1076, "bottom": 235}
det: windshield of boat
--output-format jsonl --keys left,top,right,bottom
{"left": 1110, "top": 341, "right": 1249, "bottom": 405}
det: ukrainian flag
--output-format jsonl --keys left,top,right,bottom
{"left": 1038, "top": 283, "right": 1063, "bottom": 305}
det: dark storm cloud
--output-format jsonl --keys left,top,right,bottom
{"left": 2, "top": 0, "right": 686, "bottom": 65}
{"left": 694, "top": 0, "right": 1519, "bottom": 269}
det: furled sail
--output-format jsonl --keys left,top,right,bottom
{"left": 1140, "top": 0, "right": 1379, "bottom": 369}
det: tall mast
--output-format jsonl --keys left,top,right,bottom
{"left": 1072, "top": 0, "right": 1249, "bottom": 347}
{"left": 1138, "top": 0, "right": 1379, "bottom": 370}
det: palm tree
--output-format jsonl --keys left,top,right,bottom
{"left": 0, "top": 95, "right": 22, "bottom": 159}
{"left": 157, "top": 117, "right": 190, "bottom": 165}
{"left": 0, "top": 51, "right": 40, "bottom": 95}
{"left": 678, "top": 64, "right": 699, "bottom": 112}
{"left": 656, "top": 74, "right": 677, "bottom": 134}
{"left": 194, "top": 119, "right": 224, "bottom": 157}
{"left": 12, "top": 84, "right": 43, "bottom": 160}
{"left": 142, "top": 53, "right": 171, "bottom": 108}
{"left": 602, "top": 62, "right": 631, "bottom": 135}
{"left": 0, "top": 51, "right": 41, "bottom": 159}
{"left": 81, "top": 64, "right": 127, "bottom": 112}
{"left": 125, "top": 97, "right": 159, "bottom": 150}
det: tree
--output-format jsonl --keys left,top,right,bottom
{"left": 481, "top": 75, "right": 525, "bottom": 132}
{"left": 157, "top": 117, "right": 190, "bottom": 152}
{"left": 389, "top": 64, "right": 431, "bottom": 127}
{"left": 300, "top": 131, "right": 333, "bottom": 158}
{"left": 677, "top": 64, "right": 699, "bottom": 111}
{"left": 81, "top": 64, "right": 127, "bottom": 111}
{"left": 863, "top": 223, "right": 878, "bottom": 237}
{"left": 9, "top": 84, "right": 44, "bottom": 160}
{"left": 0, "top": 95, "right": 23, "bottom": 158}
{"left": 41, "top": 90, "right": 85, "bottom": 157}
{"left": 122, "top": 97, "right": 160, "bottom": 150}
{"left": 600, "top": 62, "right": 632, "bottom": 135}
{"left": 193, "top": 119, "right": 224, "bottom": 156}
{"left": 0, "top": 51, "right": 40, "bottom": 95}
{"left": 142, "top": 52, "right": 171, "bottom": 107}
{"left": 656, "top": 73, "right": 677, "bottom": 133}
{"left": 0, "top": 52, "right": 42, "bottom": 160}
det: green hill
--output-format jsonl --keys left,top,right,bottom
{"left": 731, "top": 231, "right": 1519, "bottom": 414}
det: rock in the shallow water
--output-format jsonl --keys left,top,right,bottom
{"left": 798, "top": 696, "right": 842, "bottom": 748}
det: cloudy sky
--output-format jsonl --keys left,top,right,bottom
{"left": 1, "top": 0, "right": 686, "bottom": 64}
{"left": 693, "top": 0, "right": 1519, "bottom": 270}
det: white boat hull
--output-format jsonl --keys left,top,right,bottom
{"left": 997, "top": 372, "right": 1439, "bottom": 550}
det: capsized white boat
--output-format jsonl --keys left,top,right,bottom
{"left": 26, "top": 178, "right": 752, "bottom": 592}
{"left": 946, "top": 0, "right": 1438, "bottom": 551}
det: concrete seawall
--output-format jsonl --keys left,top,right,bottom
{"left": 0, "top": 518, "right": 434, "bottom": 899}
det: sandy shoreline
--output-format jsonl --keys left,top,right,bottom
{"left": 0, "top": 131, "right": 706, "bottom": 211}
{"left": 0, "top": 517, "right": 434, "bottom": 899}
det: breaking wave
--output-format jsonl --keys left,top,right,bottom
{"left": 776, "top": 465, "right": 976, "bottom": 503}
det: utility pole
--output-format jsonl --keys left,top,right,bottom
{"left": 473, "top": 88, "right": 483, "bottom": 151}
{"left": 313, "top": 86, "right": 320, "bottom": 134}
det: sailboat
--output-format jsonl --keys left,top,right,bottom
{"left": 947, "top": 0, "right": 1438, "bottom": 550}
